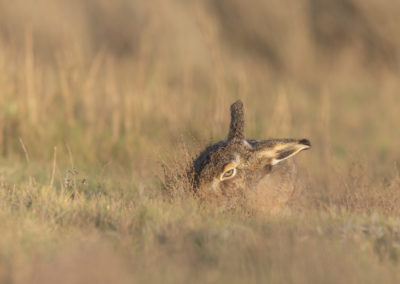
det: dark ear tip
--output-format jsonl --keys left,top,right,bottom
{"left": 299, "top": 139, "right": 311, "bottom": 147}
{"left": 231, "top": 100, "right": 244, "bottom": 110}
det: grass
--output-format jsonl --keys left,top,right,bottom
{"left": 1, "top": 171, "right": 400, "bottom": 283}
{"left": 0, "top": 0, "right": 400, "bottom": 283}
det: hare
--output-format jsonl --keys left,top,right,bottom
{"left": 190, "top": 100, "right": 311, "bottom": 212}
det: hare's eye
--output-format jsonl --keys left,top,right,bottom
{"left": 221, "top": 168, "right": 236, "bottom": 180}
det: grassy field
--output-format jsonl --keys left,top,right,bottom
{"left": 1, "top": 0, "right": 400, "bottom": 283}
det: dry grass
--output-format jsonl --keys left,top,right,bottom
{"left": 0, "top": 0, "right": 400, "bottom": 283}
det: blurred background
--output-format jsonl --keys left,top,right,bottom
{"left": 0, "top": 0, "right": 399, "bottom": 183}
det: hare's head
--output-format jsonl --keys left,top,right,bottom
{"left": 191, "top": 100, "right": 311, "bottom": 197}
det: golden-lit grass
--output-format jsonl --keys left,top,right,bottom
{"left": 1, "top": 0, "right": 400, "bottom": 283}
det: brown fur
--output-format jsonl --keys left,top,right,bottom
{"left": 190, "top": 100, "right": 311, "bottom": 212}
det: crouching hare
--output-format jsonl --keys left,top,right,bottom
{"left": 190, "top": 100, "right": 311, "bottom": 213}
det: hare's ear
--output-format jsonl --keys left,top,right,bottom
{"left": 227, "top": 100, "right": 245, "bottom": 141}
{"left": 258, "top": 139, "right": 311, "bottom": 165}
